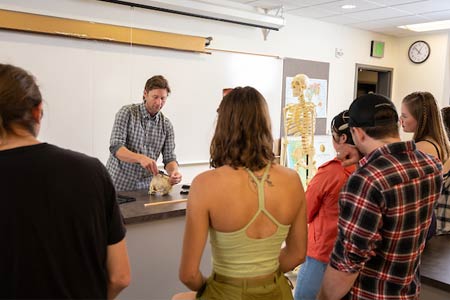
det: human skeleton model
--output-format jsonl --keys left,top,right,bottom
{"left": 282, "top": 74, "right": 317, "bottom": 183}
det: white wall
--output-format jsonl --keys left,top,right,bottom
{"left": 1, "top": 0, "right": 449, "bottom": 182}
{"left": 393, "top": 32, "right": 450, "bottom": 141}
{"left": 394, "top": 32, "right": 449, "bottom": 106}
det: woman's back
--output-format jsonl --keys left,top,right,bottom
{"left": 202, "top": 164, "right": 301, "bottom": 235}
{"left": 194, "top": 163, "right": 303, "bottom": 277}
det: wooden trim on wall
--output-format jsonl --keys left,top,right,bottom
{"left": 0, "top": 9, "right": 209, "bottom": 53}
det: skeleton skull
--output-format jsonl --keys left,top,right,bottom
{"left": 291, "top": 74, "right": 309, "bottom": 97}
{"left": 149, "top": 174, "right": 172, "bottom": 195}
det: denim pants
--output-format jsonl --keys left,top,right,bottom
{"left": 294, "top": 256, "right": 327, "bottom": 300}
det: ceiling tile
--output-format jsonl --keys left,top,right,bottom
{"left": 345, "top": 6, "right": 413, "bottom": 21}
{"left": 320, "top": 14, "right": 365, "bottom": 24}
{"left": 366, "top": 0, "right": 427, "bottom": 6}
{"left": 313, "top": 0, "right": 382, "bottom": 14}
{"left": 287, "top": 6, "right": 336, "bottom": 18}
{"left": 421, "top": 9, "right": 450, "bottom": 19}
{"left": 353, "top": 15, "right": 430, "bottom": 29}
{"left": 282, "top": 0, "right": 340, "bottom": 7}
{"left": 393, "top": 0, "right": 450, "bottom": 14}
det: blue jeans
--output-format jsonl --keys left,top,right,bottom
{"left": 294, "top": 256, "right": 327, "bottom": 300}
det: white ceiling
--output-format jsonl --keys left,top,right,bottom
{"left": 221, "top": 0, "right": 450, "bottom": 36}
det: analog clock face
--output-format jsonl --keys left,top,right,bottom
{"left": 408, "top": 41, "right": 430, "bottom": 64}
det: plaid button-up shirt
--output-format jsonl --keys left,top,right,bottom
{"left": 436, "top": 171, "right": 450, "bottom": 234}
{"left": 106, "top": 103, "right": 177, "bottom": 191}
{"left": 330, "top": 141, "right": 442, "bottom": 300}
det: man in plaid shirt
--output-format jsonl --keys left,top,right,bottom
{"left": 106, "top": 75, "right": 182, "bottom": 191}
{"left": 318, "top": 94, "right": 443, "bottom": 300}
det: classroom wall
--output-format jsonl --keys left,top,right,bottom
{"left": 394, "top": 32, "right": 450, "bottom": 106}
{"left": 1, "top": 0, "right": 449, "bottom": 182}
{"left": 393, "top": 32, "right": 450, "bottom": 141}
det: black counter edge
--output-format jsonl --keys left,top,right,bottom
{"left": 421, "top": 275, "right": 450, "bottom": 292}
{"left": 123, "top": 209, "right": 186, "bottom": 225}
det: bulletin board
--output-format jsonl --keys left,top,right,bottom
{"left": 280, "top": 57, "right": 330, "bottom": 181}
{"left": 281, "top": 57, "right": 330, "bottom": 136}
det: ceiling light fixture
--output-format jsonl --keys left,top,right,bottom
{"left": 341, "top": 4, "right": 356, "bottom": 9}
{"left": 398, "top": 20, "right": 450, "bottom": 32}
{"left": 98, "top": 0, "right": 285, "bottom": 30}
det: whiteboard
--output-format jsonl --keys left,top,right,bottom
{"left": 0, "top": 30, "right": 282, "bottom": 165}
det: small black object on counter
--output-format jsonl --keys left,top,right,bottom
{"left": 117, "top": 195, "right": 136, "bottom": 205}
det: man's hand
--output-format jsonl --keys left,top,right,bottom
{"left": 138, "top": 155, "right": 158, "bottom": 175}
{"left": 336, "top": 144, "right": 361, "bottom": 167}
{"left": 169, "top": 171, "right": 182, "bottom": 185}
{"left": 317, "top": 265, "right": 358, "bottom": 300}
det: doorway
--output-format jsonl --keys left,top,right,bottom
{"left": 354, "top": 64, "right": 393, "bottom": 99}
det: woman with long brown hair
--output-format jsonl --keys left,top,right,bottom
{"left": 401, "top": 91, "right": 450, "bottom": 162}
{"left": 178, "top": 86, "right": 307, "bottom": 299}
{"left": 401, "top": 91, "right": 450, "bottom": 239}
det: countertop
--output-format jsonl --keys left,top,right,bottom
{"left": 118, "top": 185, "right": 187, "bottom": 224}
{"left": 421, "top": 235, "right": 450, "bottom": 292}
{"left": 117, "top": 186, "right": 450, "bottom": 294}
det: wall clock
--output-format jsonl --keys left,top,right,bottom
{"left": 408, "top": 40, "right": 430, "bottom": 64}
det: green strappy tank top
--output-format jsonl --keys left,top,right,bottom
{"left": 209, "top": 163, "right": 291, "bottom": 277}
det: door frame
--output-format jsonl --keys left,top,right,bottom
{"left": 354, "top": 64, "right": 393, "bottom": 99}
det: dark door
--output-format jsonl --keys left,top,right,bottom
{"left": 355, "top": 64, "right": 393, "bottom": 99}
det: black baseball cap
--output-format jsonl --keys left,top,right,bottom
{"left": 348, "top": 93, "right": 398, "bottom": 127}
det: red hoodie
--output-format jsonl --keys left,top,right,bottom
{"left": 306, "top": 158, "right": 355, "bottom": 263}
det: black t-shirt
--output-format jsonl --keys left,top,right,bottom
{"left": 0, "top": 143, "right": 126, "bottom": 299}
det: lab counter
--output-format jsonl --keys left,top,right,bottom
{"left": 421, "top": 235, "right": 450, "bottom": 292}
{"left": 116, "top": 185, "right": 203, "bottom": 299}
{"left": 117, "top": 185, "right": 187, "bottom": 224}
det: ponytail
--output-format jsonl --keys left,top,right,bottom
{"left": 0, "top": 64, "right": 42, "bottom": 139}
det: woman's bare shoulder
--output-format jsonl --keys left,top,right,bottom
{"left": 191, "top": 168, "right": 217, "bottom": 185}
{"left": 416, "top": 139, "right": 441, "bottom": 158}
{"left": 271, "top": 163, "right": 300, "bottom": 178}
{"left": 191, "top": 166, "right": 234, "bottom": 188}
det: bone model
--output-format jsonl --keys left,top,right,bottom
{"left": 282, "top": 74, "right": 317, "bottom": 183}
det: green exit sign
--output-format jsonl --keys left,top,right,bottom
{"left": 371, "top": 40, "right": 385, "bottom": 58}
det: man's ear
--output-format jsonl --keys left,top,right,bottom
{"left": 143, "top": 90, "right": 148, "bottom": 102}
{"left": 352, "top": 127, "right": 366, "bottom": 142}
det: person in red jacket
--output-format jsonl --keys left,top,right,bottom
{"left": 294, "top": 110, "right": 356, "bottom": 300}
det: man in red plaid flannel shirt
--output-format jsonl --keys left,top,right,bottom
{"left": 318, "top": 94, "right": 443, "bottom": 300}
